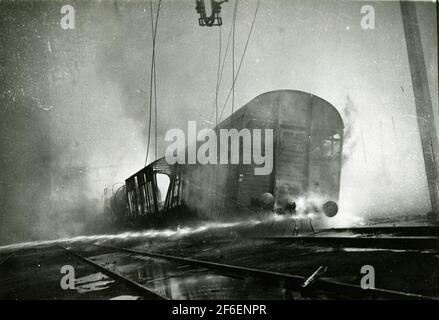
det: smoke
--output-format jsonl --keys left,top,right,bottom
{"left": 340, "top": 95, "right": 359, "bottom": 163}
{"left": 0, "top": 209, "right": 345, "bottom": 252}
{"left": 0, "top": 2, "right": 152, "bottom": 245}
{"left": 335, "top": 96, "right": 432, "bottom": 227}
{"left": 0, "top": 0, "right": 436, "bottom": 245}
{"left": 0, "top": 220, "right": 259, "bottom": 252}
{"left": 43, "top": 3, "right": 157, "bottom": 239}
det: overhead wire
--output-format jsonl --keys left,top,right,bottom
{"left": 145, "top": 0, "right": 162, "bottom": 166}
{"left": 208, "top": 21, "right": 234, "bottom": 126}
{"left": 231, "top": 0, "right": 238, "bottom": 125}
{"left": 215, "top": 26, "right": 222, "bottom": 127}
{"left": 218, "top": 0, "right": 260, "bottom": 123}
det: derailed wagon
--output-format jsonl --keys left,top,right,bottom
{"left": 117, "top": 90, "right": 344, "bottom": 226}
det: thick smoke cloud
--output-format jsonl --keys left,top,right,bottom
{"left": 0, "top": 1, "right": 151, "bottom": 244}
{"left": 0, "top": 0, "right": 437, "bottom": 244}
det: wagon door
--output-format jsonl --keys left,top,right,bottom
{"left": 273, "top": 125, "right": 309, "bottom": 206}
{"left": 236, "top": 119, "right": 274, "bottom": 208}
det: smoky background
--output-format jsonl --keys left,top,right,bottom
{"left": 0, "top": 0, "right": 437, "bottom": 245}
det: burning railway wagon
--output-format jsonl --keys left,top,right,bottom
{"left": 116, "top": 90, "right": 344, "bottom": 226}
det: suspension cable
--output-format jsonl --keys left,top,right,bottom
{"left": 231, "top": 0, "right": 238, "bottom": 125}
{"left": 145, "top": 0, "right": 162, "bottom": 166}
{"left": 215, "top": 26, "right": 222, "bottom": 127}
{"left": 218, "top": 0, "right": 260, "bottom": 123}
{"left": 208, "top": 20, "right": 234, "bottom": 126}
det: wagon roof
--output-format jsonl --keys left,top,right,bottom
{"left": 141, "top": 90, "right": 344, "bottom": 171}
{"left": 217, "top": 90, "right": 344, "bottom": 130}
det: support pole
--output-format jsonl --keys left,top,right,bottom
{"left": 400, "top": 1, "right": 439, "bottom": 216}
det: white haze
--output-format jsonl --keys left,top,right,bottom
{"left": 0, "top": 0, "right": 437, "bottom": 244}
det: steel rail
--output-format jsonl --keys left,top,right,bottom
{"left": 313, "top": 226, "right": 439, "bottom": 237}
{"left": 0, "top": 252, "right": 16, "bottom": 266}
{"left": 257, "top": 236, "right": 439, "bottom": 250}
{"left": 93, "top": 243, "right": 436, "bottom": 300}
{"left": 59, "top": 245, "right": 167, "bottom": 300}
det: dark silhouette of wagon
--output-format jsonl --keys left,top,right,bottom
{"left": 119, "top": 90, "right": 344, "bottom": 226}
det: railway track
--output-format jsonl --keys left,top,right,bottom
{"left": 2, "top": 226, "right": 437, "bottom": 299}
{"left": 313, "top": 226, "right": 439, "bottom": 237}
{"left": 60, "top": 242, "right": 434, "bottom": 300}
{"left": 0, "top": 227, "right": 439, "bottom": 300}
{"left": 60, "top": 244, "right": 298, "bottom": 299}
{"left": 242, "top": 225, "right": 439, "bottom": 250}
{"left": 257, "top": 235, "right": 439, "bottom": 250}
{"left": 0, "top": 252, "right": 16, "bottom": 267}
{"left": 60, "top": 246, "right": 167, "bottom": 300}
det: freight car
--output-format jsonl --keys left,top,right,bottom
{"left": 115, "top": 90, "right": 344, "bottom": 226}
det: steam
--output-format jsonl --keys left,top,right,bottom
{"left": 0, "top": 219, "right": 264, "bottom": 252}
{"left": 340, "top": 95, "right": 358, "bottom": 163}
{"left": 0, "top": 1, "right": 436, "bottom": 246}
{"left": 336, "top": 95, "right": 432, "bottom": 226}
{"left": 0, "top": 2, "right": 151, "bottom": 245}
{"left": 0, "top": 208, "right": 346, "bottom": 252}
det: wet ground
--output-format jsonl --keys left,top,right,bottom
{"left": 0, "top": 219, "right": 438, "bottom": 300}
{"left": 76, "top": 245, "right": 304, "bottom": 299}
{"left": 110, "top": 237, "right": 439, "bottom": 298}
{"left": 0, "top": 246, "right": 142, "bottom": 299}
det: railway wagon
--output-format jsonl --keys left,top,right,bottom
{"left": 122, "top": 90, "right": 344, "bottom": 225}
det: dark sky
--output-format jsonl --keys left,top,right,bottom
{"left": 0, "top": 0, "right": 437, "bottom": 244}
